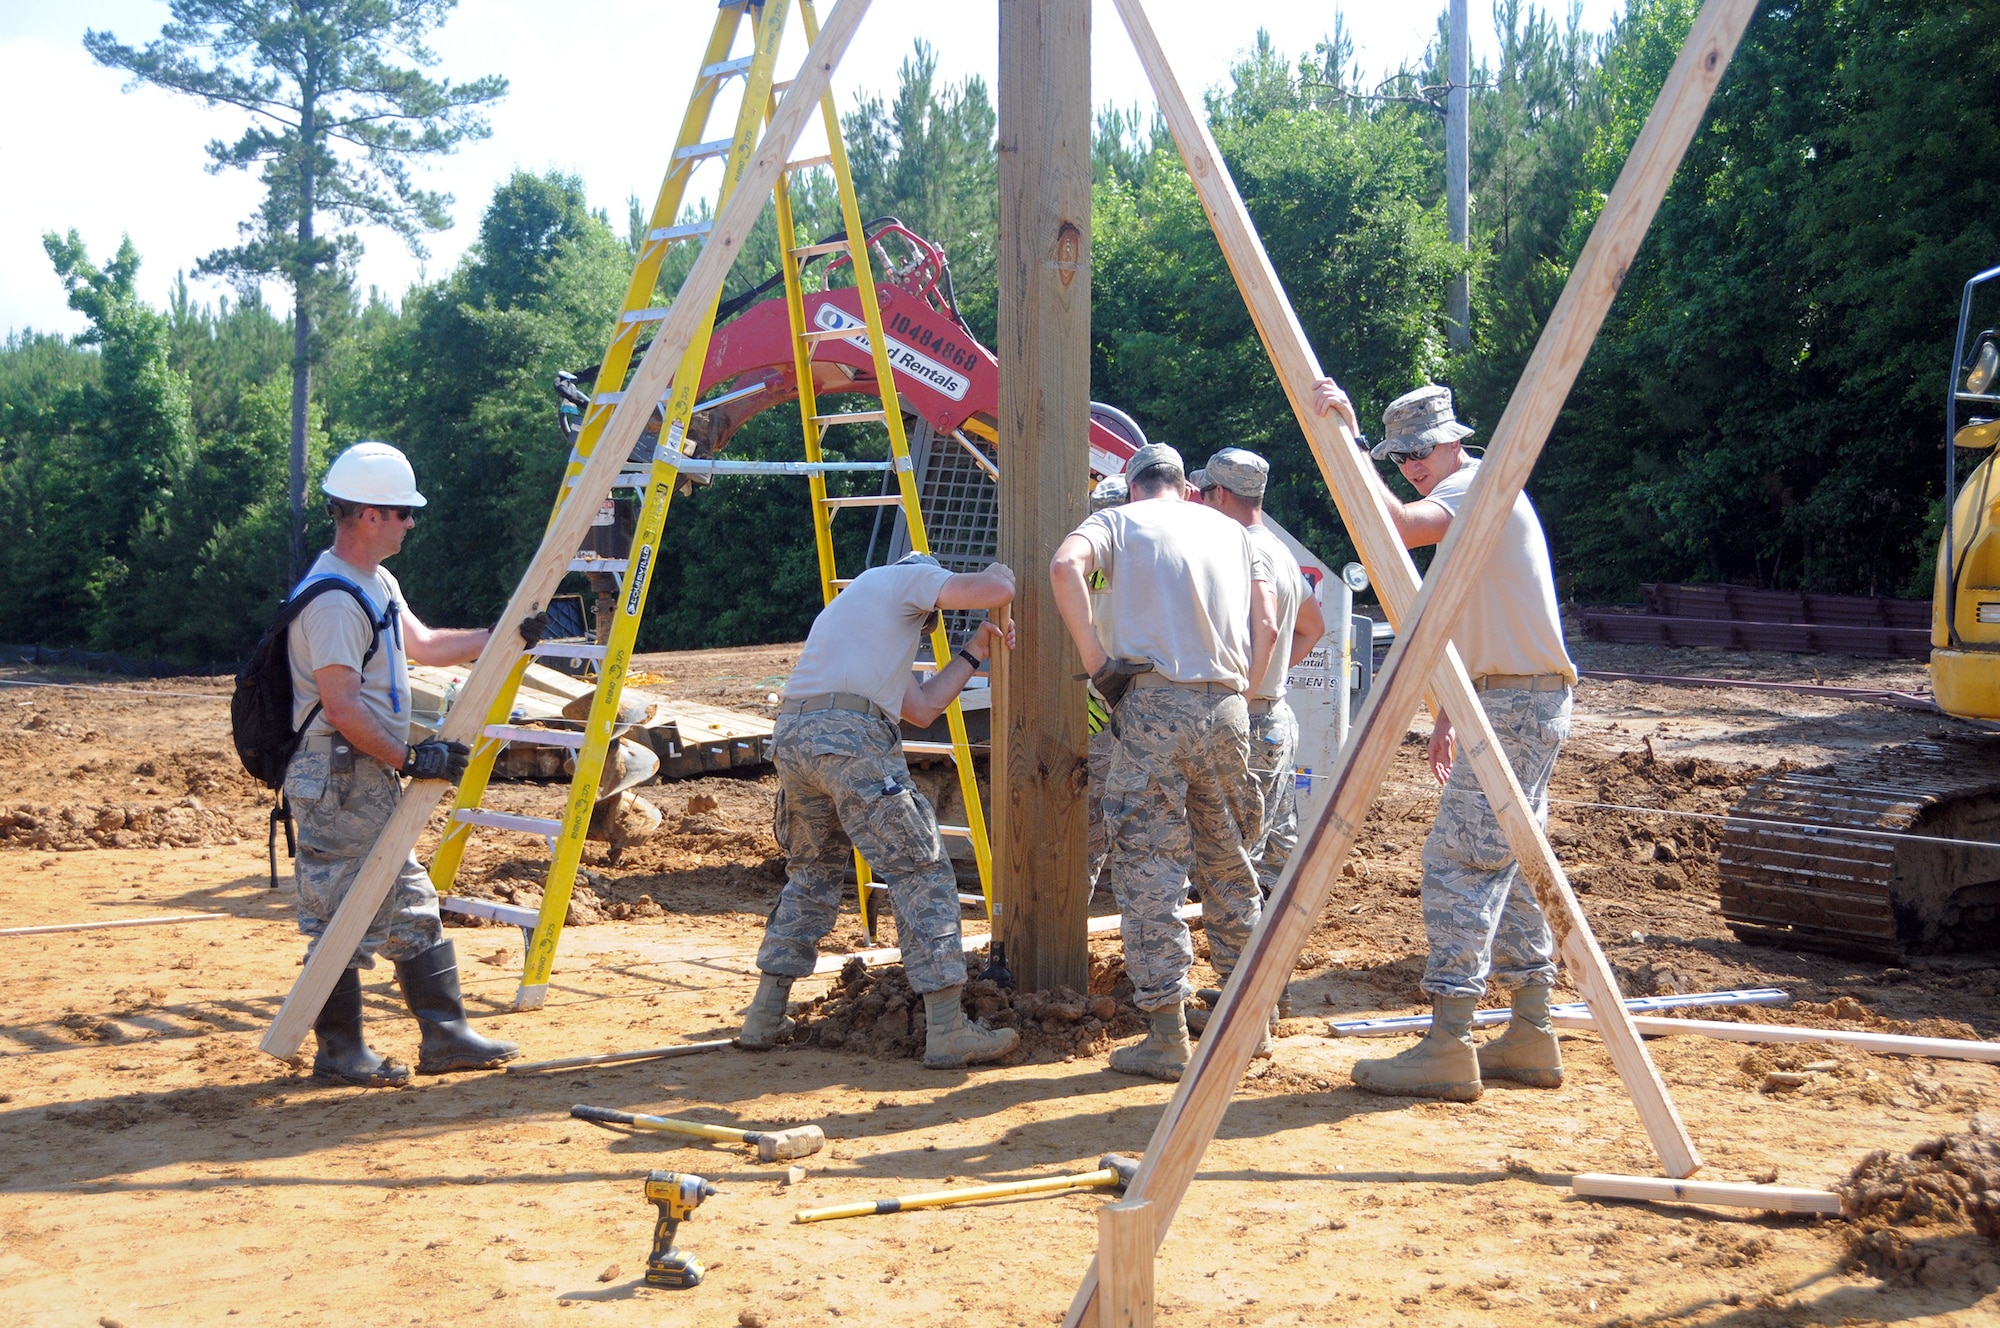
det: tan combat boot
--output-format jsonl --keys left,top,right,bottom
{"left": 737, "top": 973, "right": 795, "bottom": 1050}
{"left": 1479, "top": 983, "right": 1563, "bottom": 1088}
{"left": 1351, "top": 995, "right": 1482, "bottom": 1101}
{"left": 1109, "top": 1003, "right": 1193, "bottom": 1081}
{"left": 1184, "top": 996, "right": 1276, "bottom": 1058}
{"left": 922, "top": 985, "right": 1020, "bottom": 1068}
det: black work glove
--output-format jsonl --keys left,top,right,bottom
{"left": 402, "top": 738, "right": 472, "bottom": 783}
{"left": 1088, "top": 658, "right": 1152, "bottom": 712}
{"left": 518, "top": 611, "right": 550, "bottom": 648}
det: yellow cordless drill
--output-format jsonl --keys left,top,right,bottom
{"left": 643, "top": 1170, "right": 718, "bottom": 1289}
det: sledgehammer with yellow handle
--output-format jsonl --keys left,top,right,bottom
{"left": 571, "top": 1104, "right": 825, "bottom": 1163}
{"left": 794, "top": 1153, "right": 1139, "bottom": 1224}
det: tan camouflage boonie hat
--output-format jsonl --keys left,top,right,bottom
{"left": 1372, "top": 385, "right": 1475, "bottom": 460}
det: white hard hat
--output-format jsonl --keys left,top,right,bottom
{"left": 322, "top": 441, "right": 427, "bottom": 507}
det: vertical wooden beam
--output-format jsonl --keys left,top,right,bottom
{"left": 1097, "top": 1199, "right": 1155, "bottom": 1328}
{"left": 995, "top": 0, "right": 1092, "bottom": 993}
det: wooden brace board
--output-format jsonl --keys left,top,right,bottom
{"left": 1063, "top": 1, "right": 1759, "bottom": 1322}
{"left": 259, "top": 0, "right": 878, "bottom": 1060}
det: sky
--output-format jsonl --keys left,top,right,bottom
{"left": 0, "top": 0, "right": 1625, "bottom": 338}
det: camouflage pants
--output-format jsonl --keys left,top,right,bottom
{"left": 1247, "top": 699, "right": 1299, "bottom": 896}
{"left": 1086, "top": 726, "right": 1116, "bottom": 889}
{"left": 757, "top": 708, "right": 966, "bottom": 994}
{"left": 285, "top": 743, "right": 442, "bottom": 969}
{"left": 1420, "top": 686, "right": 1571, "bottom": 998}
{"left": 1101, "top": 685, "right": 1263, "bottom": 1011}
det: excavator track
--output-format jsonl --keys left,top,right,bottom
{"left": 1718, "top": 739, "right": 2000, "bottom": 961}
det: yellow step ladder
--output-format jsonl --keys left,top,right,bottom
{"left": 427, "top": 0, "right": 992, "bottom": 1009}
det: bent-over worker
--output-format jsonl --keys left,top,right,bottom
{"left": 1051, "top": 443, "right": 1278, "bottom": 1081}
{"left": 1085, "top": 471, "right": 1130, "bottom": 890}
{"left": 287, "top": 441, "right": 535, "bottom": 1086}
{"left": 1313, "top": 381, "right": 1577, "bottom": 1102}
{"left": 740, "top": 553, "right": 1020, "bottom": 1069}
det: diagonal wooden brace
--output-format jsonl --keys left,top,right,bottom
{"left": 258, "top": 0, "right": 880, "bottom": 1060}
{"left": 1065, "top": 0, "right": 1757, "bottom": 1322}
{"left": 1108, "top": 0, "right": 1702, "bottom": 1178}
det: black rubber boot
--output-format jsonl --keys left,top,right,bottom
{"left": 394, "top": 940, "right": 520, "bottom": 1074}
{"left": 312, "top": 967, "right": 409, "bottom": 1087}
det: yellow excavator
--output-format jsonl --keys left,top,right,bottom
{"left": 1718, "top": 265, "right": 2000, "bottom": 960}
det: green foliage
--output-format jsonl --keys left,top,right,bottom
{"left": 1091, "top": 102, "right": 1462, "bottom": 563}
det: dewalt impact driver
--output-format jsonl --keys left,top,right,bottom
{"left": 643, "top": 1170, "right": 718, "bottom": 1289}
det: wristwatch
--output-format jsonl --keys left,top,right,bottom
{"left": 956, "top": 647, "right": 982, "bottom": 670}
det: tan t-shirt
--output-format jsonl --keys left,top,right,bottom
{"left": 287, "top": 551, "right": 411, "bottom": 742}
{"left": 1421, "top": 460, "right": 1576, "bottom": 683}
{"left": 1073, "top": 499, "right": 1270, "bottom": 690}
{"left": 782, "top": 560, "right": 956, "bottom": 718}
{"left": 1244, "top": 523, "right": 1308, "bottom": 700}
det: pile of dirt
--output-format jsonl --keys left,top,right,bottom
{"left": 788, "top": 954, "right": 1149, "bottom": 1063}
{"left": 0, "top": 798, "right": 243, "bottom": 850}
{"left": 1840, "top": 1120, "right": 2000, "bottom": 1283}
{"left": 1547, "top": 748, "right": 1763, "bottom": 898}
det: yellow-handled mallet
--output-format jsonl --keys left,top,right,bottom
{"left": 571, "top": 1104, "right": 825, "bottom": 1163}
{"left": 794, "top": 1154, "right": 1139, "bottom": 1224}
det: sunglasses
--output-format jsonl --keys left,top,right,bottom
{"left": 372, "top": 505, "right": 415, "bottom": 522}
{"left": 1381, "top": 440, "right": 1439, "bottom": 465}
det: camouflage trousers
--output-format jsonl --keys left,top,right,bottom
{"left": 284, "top": 741, "right": 442, "bottom": 970}
{"left": 1101, "top": 684, "right": 1263, "bottom": 1011}
{"left": 1419, "top": 685, "right": 1571, "bottom": 998}
{"left": 757, "top": 708, "right": 966, "bottom": 994}
{"left": 1246, "top": 699, "right": 1300, "bottom": 896}
{"left": 1085, "top": 725, "right": 1116, "bottom": 889}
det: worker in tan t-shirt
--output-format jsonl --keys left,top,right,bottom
{"left": 740, "top": 552, "right": 1022, "bottom": 1071}
{"left": 1314, "top": 380, "right": 1576, "bottom": 1103}
{"left": 1051, "top": 443, "right": 1279, "bottom": 1081}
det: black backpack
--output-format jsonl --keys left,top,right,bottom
{"left": 232, "top": 576, "right": 388, "bottom": 884}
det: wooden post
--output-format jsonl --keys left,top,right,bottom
{"left": 994, "top": 0, "right": 1092, "bottom": 993}
{"left": 1062, "top": 2, "right": 1757, "bottom": 1322}
{"left": 258, "top": 0, "right": 878, "bottom": 1059}
{"left": 1097, "top": 1199, "right": 1155, "bottom": 1328}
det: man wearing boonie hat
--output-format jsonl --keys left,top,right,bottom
{"left": 1311, "top": 380, "right": 1578, "bottom": 1103}
{"left": 740, "top": 550, "right": 1023, "bottom": 1071}
{"left": 1050, "top": 442, "right": 1280, "bottom": 1081}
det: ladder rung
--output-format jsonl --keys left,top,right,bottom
{"left": 673, "top": 458, "right": 891, "bottom": 477}
{"left": 902, "top": 741, "right": 958, "bottom": 757}
{"left": 786, "top": 154, "right": 833, "bottom": 172}
{"left": 617, "top": 308, "right": 672, "bottom": 326}
{"left": 452, "top": 809, "right": 563, "bottom": 837}
{"left": 440, "top": 896, "right": 542, "bottom": 929}
{"left": 813, "top": 410, "right": 887, "bottom": 426}
{"left": 791, "top": 240, "right": 850, "bottom": 258}
{"left": 564, "top": 471, "right": 655, "bottom": 490}
{"left": 700, "top": 55, "right": 755, "bottom": 79}
{"left": 483, "top": 724, "right": 587, "bottom": 749}
{"left": 799, "top": 327, "right": 861, "bottom": 343}
{"left": 770, "top": 79, "right": 794, "bottom": 93}
{"left": 691, "top": 381, "right": 769, "bottom": 414}
{"left": 676, "top": 137, "right": 733, "bottom": 162}
{"left": 830, "top": 578, "right": 854, "bottom": 590}
{"left": 645, "top": 221, "right": 712, "bottom": 244}
{"left": 569, "top": 558, "right": 629, "bottom": 573}
{"left": 527, "top": 641, "right": 607, "bottom": 661}
{"left": 938, "top": 824, "right": 975, "bottom": 839}
{"left": 864, "top": 884, "right": 986, "bottom": 908}
{"left": 823, "top": 495, "right": 903, "bottom": 510}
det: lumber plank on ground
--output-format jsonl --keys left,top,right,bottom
{"left": 0, "top": 913, "right": 227, "bottom": 938}
{"left": 1553, "top": 1012, "right": 2000, "bottom": 1062}
{"left": 259, "top": 0, "right": 878, "bottom": 1061}
{"left": 1573, "top": 1173, "right": 1841, "bottom": 1214}
{"left": 1064, "top": 2, "right": 1755, "bottom": 1322}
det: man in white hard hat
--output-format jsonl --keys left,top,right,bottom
{"left": 284, "top": 441, "right": 539, "bottom": 1085}
{"left": 738, "top": 552, "right": 1021, "bottom": 1070}
{"left": 1050, "top": 443, "right": 1278, "bottom": 1081}
{"left": 1313, "top": 381, "right": 1577, "bottom": 1103}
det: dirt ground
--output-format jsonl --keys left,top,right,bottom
{"left": 3, "top": 632, "right": 1998, "bottom": 1327}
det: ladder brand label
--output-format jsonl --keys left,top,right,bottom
{"left": 625, "top": 548, "right": 651, "bottom": 615}
{"left": 812, "top": 305, "right": 971, "bottom": 401}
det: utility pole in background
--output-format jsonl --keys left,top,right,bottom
{"left": 1446, "top": 0, "right": 1471, "bottom": 349}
